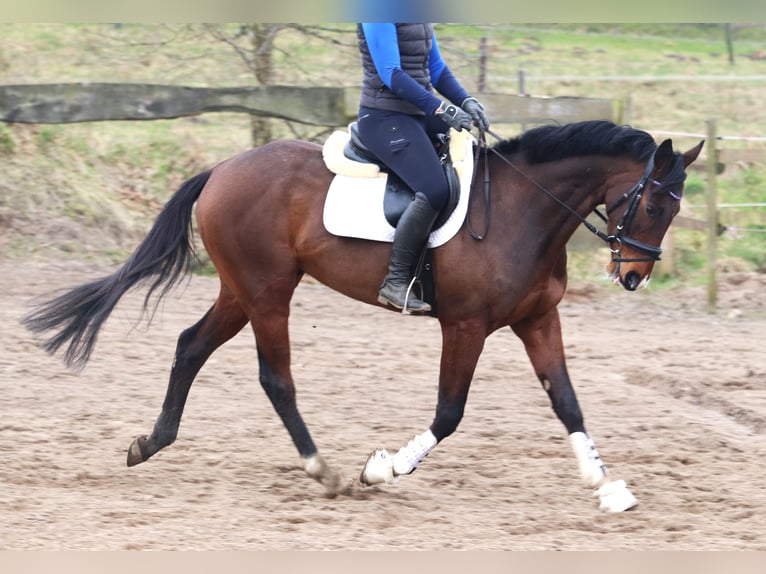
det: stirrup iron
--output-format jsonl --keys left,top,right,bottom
{"left": 401, "top": 277, "right": 419, "bottom": 315}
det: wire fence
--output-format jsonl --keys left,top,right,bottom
{"left": 648, "top": 128, "right": 766, "bottom": 236}
{"left": 525, "top": 75, "right": 766, "bottom": 83}
{"left": 651, "top": 130, "right": 766, "bottom": 143}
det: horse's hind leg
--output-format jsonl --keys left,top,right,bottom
{"left": 249, "top": 276, "right": 344, "bottom": 495}
{"left": 127, "top": 284, "right": 248, "bottom": 466}
{"left": 511, "top": 307, "right": 638, "bottom": 512}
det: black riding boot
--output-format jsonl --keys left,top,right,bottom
{"left": 378, "top": 192, "right": 439, "bottom": 314}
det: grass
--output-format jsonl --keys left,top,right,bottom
{"left": 0, "top": 23, "right": 764, "bottom": 279}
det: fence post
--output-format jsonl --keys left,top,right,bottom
{"left": 657, "top": 226, "right": 675, "bottom": 277}
{"left": 478, "top": 37, "right": 487, "bottom": 93}
{"left": 706, "top": 119, "right": 719, "bottom": 312}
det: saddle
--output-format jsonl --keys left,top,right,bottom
{"left": 339, "top": 122, "right": 462, "bottom": 230}
{"left": 321, "top": 125, "right": 475, "bottom": 315}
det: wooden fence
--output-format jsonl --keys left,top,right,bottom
{"left": 0, "top": 83, "right": 622, "bottom": 128}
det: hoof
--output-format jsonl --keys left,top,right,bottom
{"left": 594, "top": 479, "right": 638, "bottom": 512}
{"left": 359, "top": 449, "right": 397, "bottom": 486}
{"left": 304, "top": 454, "right": 345, "bottom": 496}
{"left": 126, "top": 435, "right": 149, "bottom": 467}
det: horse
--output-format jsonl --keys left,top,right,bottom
{"left": 23, "top": 119, "right": 703, "bottom": 513}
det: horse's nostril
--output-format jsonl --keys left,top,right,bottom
{"left": 623, "top": 271, "right": 641, "bottom": 291}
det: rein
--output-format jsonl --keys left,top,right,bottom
{"left": 470, "top": 127, "right": 664, "bottom": 263}
{"left": 466, "top": 130, "right": 491, "bottom": 240}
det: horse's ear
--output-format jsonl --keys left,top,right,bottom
{"left": 682, "top": 140, "right": 705, "bottom": 168}
{"left": 654, "top": 138, "right": 675, "bottom": 171}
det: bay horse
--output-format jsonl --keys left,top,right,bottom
{"left": 23, "top": 120, "right": 702, "bottom": 512}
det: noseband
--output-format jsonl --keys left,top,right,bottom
{"left": 477, "top": 129, "right": 672, "bottom": 265}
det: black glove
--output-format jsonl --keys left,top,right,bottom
{"left": 434, "top": 100, "right": 473, "bottom": 132}
{"left": 461, "top": 97, "right": 490, "bottom": 131}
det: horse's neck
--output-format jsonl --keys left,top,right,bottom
{"left": 504, "top": 157, "right": 609, "bottom": 242}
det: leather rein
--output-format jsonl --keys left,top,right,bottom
{"left": 466, "top": 127, "right": 666, "bottom": 264}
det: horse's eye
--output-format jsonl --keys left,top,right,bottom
{"left": 646, "top": 204, "right": 658, "bottom": 218}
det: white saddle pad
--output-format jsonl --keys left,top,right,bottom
{"left": 321, "top": 128, "right": 475, "bottom": 248}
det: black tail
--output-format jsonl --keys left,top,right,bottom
{"left": 22, "top": 169, "right": 213, "bottom": 370}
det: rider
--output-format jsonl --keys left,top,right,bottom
{"left": 356, "top": 23, "right": 490, "bottom": 314}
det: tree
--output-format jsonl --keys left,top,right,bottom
{"left": 204, "top": 24, "right": 356, "bottom": 146}
{"left": 205, "top": 24, "right": 282, "bottom": 147}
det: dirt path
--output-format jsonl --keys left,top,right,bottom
{"left": 2, "top": 259, "right": 765, "bottom": 550}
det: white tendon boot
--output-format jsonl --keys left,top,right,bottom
{"left": 569, "top": 431, "right": 608, "bottom": 486}
{"left": 360, "top": 429, "right": 437, "bottom": 486}
{"left": 569, "top": 431, "right": 638, "bottom": 512}
{"left": 392, "top": 429, "right": 437, "bottom": 476}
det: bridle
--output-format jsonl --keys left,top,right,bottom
{"left": 593, "top": 150, "right": 664, "bottom": 264}
{"left": 469, "top": 127, "right": 678, "bottom": 266}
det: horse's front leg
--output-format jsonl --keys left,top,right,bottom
{"left": 360, "top": 317, "right": 486, "bottom": 485}
{"left": 512, "top": 307, "right": 638, "bottom": 512}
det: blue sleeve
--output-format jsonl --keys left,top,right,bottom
{"left": 428, "top": 35, "right": 447, "bottom": 85}
{"left": 361, "top": 23, "right": 443, "bottom": 115}
{"left": 361, "top": 23, "right": 401, "bottom": 88}
{"left": 429, "top": 34, "right": 471, "bottom": 105}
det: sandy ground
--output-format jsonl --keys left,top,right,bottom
{"left": 1, "top": 258, "right": 765, "bottom": 550}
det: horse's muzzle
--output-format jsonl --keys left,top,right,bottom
{"left": 622, "top": 270, "right": 642, "bottom": 291}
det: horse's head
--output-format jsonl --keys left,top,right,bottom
{"left": 605, "top": 138, "right": 704, "bottom": 291}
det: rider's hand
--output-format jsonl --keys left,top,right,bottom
{"left": 434, "top": 100, "right": 473, "bottom": 132}
{"left": 461, "top": 97, "right": 490, "bottom": 131}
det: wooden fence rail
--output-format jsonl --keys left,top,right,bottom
{"left": 0, "top": 84, "right": 350, "bottom": 126}
{"left": 0, "top": 83, "right": 621, "bottom": 127}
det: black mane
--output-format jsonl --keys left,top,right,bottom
{"left": 492, "top": 120, "right": 657, "bottom": 164}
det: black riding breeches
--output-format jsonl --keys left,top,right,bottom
{"left": 357, "top": 106, "right": 449, "bottom": 212}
